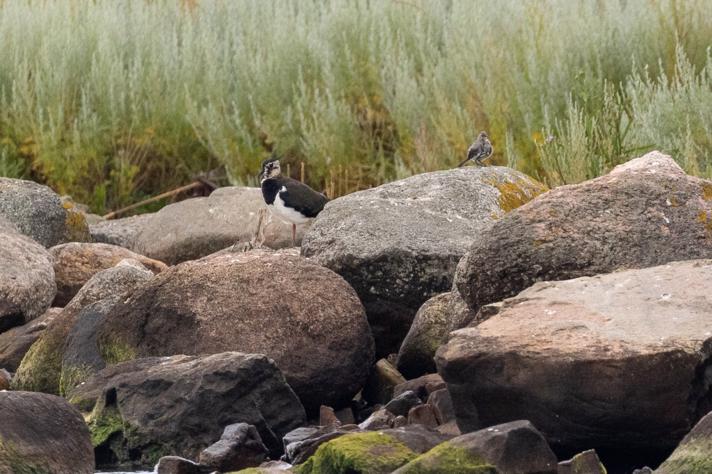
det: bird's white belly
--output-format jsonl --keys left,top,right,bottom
{"left": 269, "top": 193, "right": 311, "bottom": 224}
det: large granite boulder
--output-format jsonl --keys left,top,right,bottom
{"left": 68, "top": 352, "right": 306, "bottom": 469}
{"left": 0, "top": 391, "right": 94, "bottom": 474}
{"left": 49, "top": 242, "right": 167, "bottom": 306}
{"left": 396, "top": 289, "right": 477, "bottom": 378}
{"left": 437, "top": 259, "right": 712, "bottom": 454}
{"left": 302, "top": 166, "right": 546, "bottom": 356}
{"left": 96, "top": 249, "right": 374, "bottom": 412}
{"left": 12, "top": 260, "right": 153, "bottom": 394}
{"left": 0, "top": 177, "right": 89, "bottom": 247}
{"left": 120, "top": 187, "right": 297, "bottom": 264}
{"left": 393, "top": 420, "right": 556, "bottom": 474}
{"left": 656, "top": 410, "right": 712, "bottom": 474}
{"left": 0, "top": 222, "right": 56, "bottom": 332}
{"left": 455, "top": 151, "right": 712, "bottom": 313}
{"left": 0, "top": 307, "right": 61, "bottom": 371}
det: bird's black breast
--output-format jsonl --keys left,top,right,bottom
{"left": 261, "top": 179, "right": 281, "bottom": 205}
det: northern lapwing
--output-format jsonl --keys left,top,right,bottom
{"left": 458, "top": 131, "right": 493, "bottom": 167}
{"left": 260, "top": 157, "right": 328, "bottom": 246}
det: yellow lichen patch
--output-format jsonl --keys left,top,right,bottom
{"left": 486, "top": 177, "right": 548, "bottom": 213}
{"left": 702, "top": 183, "right": 712, "bottom": 201}
{"left": 697, "top": 211, "right": 712, "bottom": 237}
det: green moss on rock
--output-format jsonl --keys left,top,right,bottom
{"left": 393, "top": 441, "right": 498, "bottom": 474}
{"left": 295, "top": 431, "right": 417, "bottom": 474}
{"left": 59, "top": 364, "right": 95, "bottom": 397}
{"left": 11, "top": 332, "right": 63, "bottom": 394}
{"left": 99, "top": 337, "right": 137, "bottom": 365}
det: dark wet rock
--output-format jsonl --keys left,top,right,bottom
{"left": 12, "top": 261, "right": 153, "bottom": 394}
{"left": 456, "top": 151, "right": 712, "bottom": 313}
{"left": 0, "top": 177, "right": 89, "bottom": 247}
{"left": 438, "top": 259, "right": 712, "bottom": 453}
{"left": 394, "top": 420, "right": 556, "bottom": 474}
{"left": 393, "top": 373, "right": 445, "bottom": 400}
{"left": 558, "top": 449, "right": 606, "bottom": 474}
{"left": 0, "top": 391, "right": 94, "bottom": 474}
{"left": 0, "top": 224, "right": 56, "bottom": 332}
{"left": 396, "top": 290, "right": 477, "bottom": 378}
{"left": 385, "top": 390, "right": 422, "bottom": 417}
{"left": 49, "top": 242, "right": 167, "bottom": 306}
{"left": 382, "top": 425, "right": 452, "bottom": 454}
{"left": 362, "top": 358, "right": 406, "bottom": 405}
{"left": 133, "top": 186, "right": 298, "bottom": 264}
{"left": 68, "top": 352, "right": 305, "bottom": 469}
{"left": 0, "top": 307, "right": 61, "bottom": 371}
{"left": 302, "top": 167, "right": 546, "bottom": 356}
{"left": 198, "top": 423, "right": 268, "bottom": 471}
{"left": 96, "top": 250, "right": 374, "bottom": 412}
{"left": 656, "top": 410, "right": 712, "bottom": 474}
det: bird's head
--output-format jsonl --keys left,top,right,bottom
{"left": 478, "top": 131, "right": 488, "bottom": 140}
{"left": 259, "top": 157, "right": 281, "bottom": 182}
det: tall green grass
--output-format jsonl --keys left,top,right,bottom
{"left": 0, "top": 0, "right": 711, "bottom": 213}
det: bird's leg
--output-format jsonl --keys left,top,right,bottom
{"left": 292, "top": 223, "right": 297, "bottom": 247}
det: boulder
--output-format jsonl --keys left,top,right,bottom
{"left": 456, "top": 151, "right": 712, "bottom": 313}
{"left": 393, "top": 420, "right": 556, "bottom": 474}
{"left": 12, "top": 261, "right": 153, "bottom": 394}
{"left": 95, "top": 250, "right": 374, "bottom": 412}
{"left": 437, "top": 259, "right": 712, "bottom": 454}
{"left": 0, "top": 224, "right": 56, "bottom": 332}
{"left": 0, "top": 177, "right": 89, "bottom": 247}
{"left": 656, "top": 410, "right": 712, "bottom": 474}
{"left": 90, "top": 213, "right": 156, "bottom": 250}
{"left": 0, "top": 391, "right": 94, "bottom": 474}
{"left": 359, "top": 408, "right": 397, "bottom": 431}
{"left": 407, "top": 404, "right": 439, "bottom": 430}
{"left": 396, "top": 290, "right": 477, "bottom": 378}
{"left": 294, "top": 431, "right": 418, "bottom": 474}
{"left": 0, "top": 307, "right": 60, "bottom": 371}
{"left": 49, "top": 242, "right": 167, "bottom": 306}
{"left": 302, "top": 166, "right": 546, "bottom": 355}
{"left": 198, "top": 423, "right": 269, "bottom": 471}
{"left": 285, "top": 425, "right": 361, "bottom": 465}
{"left": 68, "top": 352, "right": 306, "bottom": 468}
{"left": 131, "top": 186, "right": 298, "bottom": 264}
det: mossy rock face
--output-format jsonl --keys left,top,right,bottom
{"left": 295, "top": 431, "right": 418, "bottom": 474}
{"left": 11, "top": 328, "right": 64, "bottom": 394}
{"left": 657, "top": 411, "right": 712, "bottom": 474}
{"left": 392, "top": 441, "right": 498, "bottom": 474}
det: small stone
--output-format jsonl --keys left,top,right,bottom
{"left": 363, "top": 358, "right": 407, "bottom": 405}
{"left": 334, "top": 407, "right": 355, "bottom": 425}
{"left": 407, "top": 404, "right": 439, "bottom": 429}
{"left": 198, "top": 422, "right": 268, "bottom": 471}
{"left": 385, "top": 390, "right": 422, "bottom": 417}
{"left": 319, "top": 405, "right": 341, "bottom": 428}
{"left": 155, "top": 455, "right": 205, "bottom": 474}
{"left": 558, "top": 449, "right": 606, "bottom": 474}
{"left": 0, "top": 369, "right": 11, "bottom": 390}
{"left": 359, "top": 408, "right": 395, "bottom": 431}
{"left": 427, "top": 388, "right": 455, "bottom": 424}
{"left": 393, "top": 373, "right": 444, "bottom": 400}
{"left": 393, "top": 416, "right": 408, "bottom": 428}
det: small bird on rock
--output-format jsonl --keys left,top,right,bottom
{"left": 458, "top": 131, "right": 493, "bottom": 167}
{"left": 259, "top": 157, "right": 328, "bottom": 246}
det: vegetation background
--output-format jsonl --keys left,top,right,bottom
{"left": 0, "top": 0, "right": 711, "bottom": 214}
